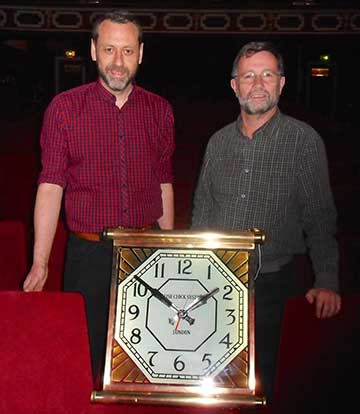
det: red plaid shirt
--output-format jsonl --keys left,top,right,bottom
{"left": 38, "top": 81, "right": 175, "bottom": 232}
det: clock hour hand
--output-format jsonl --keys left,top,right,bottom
{"left": 133, "top": 275, "right": 195, "bottom": 325}
{"left": 183, "top": 287, "right": 220, "bottom": 314}
{"left": 133, "top": 275, "right": 180, "bottom": 314}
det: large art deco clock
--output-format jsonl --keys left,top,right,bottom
{"left": 91, "top": 228, "right": 265, "bottom": 408}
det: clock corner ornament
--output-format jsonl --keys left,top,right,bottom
{"left": 91, "top": 228, "right": 266, "bottom": 409}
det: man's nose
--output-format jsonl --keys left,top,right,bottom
{"left": 113, "top": 50, "right": 124, "bottom": 65}
{"left": 253, "top": 74, "right": 265, "bottom": 86}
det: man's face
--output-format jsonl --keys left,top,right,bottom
{"left": 91, "top": 20, "right": 143, "bottom": 93}
{"left": 230, "top": 51, "right": 285, "bottom": 115}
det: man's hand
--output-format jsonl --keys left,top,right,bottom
{"left": 305, "top": 288, "right": 341, "bottom": 318}
{"left": 23, "top": 263, "right": 48, "bottom": 291}
{"left": 23, "top": 183, "right": 63, "bottom": 292}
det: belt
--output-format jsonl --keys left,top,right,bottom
{"left": 72, "top": 224, "right": 154, "bottom": 242}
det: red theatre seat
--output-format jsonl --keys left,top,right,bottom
{"left": 0, "top": 153, "right": 37, "bottom": 221}
{"left": 0, "top": 220, "right": 27, "bottom": 290}
{"left": 273, "top": 295, "right": 360, "bottom": 414}
{"left": 0, "top": 291, "right": 93, "bottom": 414}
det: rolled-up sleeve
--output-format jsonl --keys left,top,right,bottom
{"left": 38, "top": 97, "right": 68, "bottom": 188}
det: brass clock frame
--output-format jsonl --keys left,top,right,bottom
{"left": 91, "top": 228, "right": 265, "bottom": 408}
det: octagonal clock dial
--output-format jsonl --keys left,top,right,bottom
{"left": 114, "top": 249, "right": 248, "bottom": 385}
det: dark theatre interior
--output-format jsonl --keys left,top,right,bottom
{"left": 1, "top": 1, "right": 360, "bottom": 413}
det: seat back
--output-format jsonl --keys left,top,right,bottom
{"left": 0, "top": 219, "right": 27, "bottom": 290}
{"left": 0, "top": 291, "right": 93, "bottom": 414}
{"left": 0, "top": 153, "right": 37, "bottom": 221}
{"left": 273, "top": 295, "right": 360, "bottom": 413}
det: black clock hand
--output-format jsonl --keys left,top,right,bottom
{"left": 170, "top": 288, "right": 219, "bottom": 327}
{"left": 133, "top": 275, "right": 180, "bottom": 313}
{"left": 183, "top": 287, "right": 220, "bottom": 314}
{"left": 133, "top": 275, "right": 195, "bottom": 325}
{"left": 171, "top": 289, "right": 219, "bottom": 327}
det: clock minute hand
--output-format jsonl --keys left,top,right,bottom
{"left": 184, "top": 287, "right": 220, "bottom": 314}
{"left": 133, "top": 275, "right": 195, "bottom": 325}
{"left": 133, "top": 275, "right": 180, "bottom": 314}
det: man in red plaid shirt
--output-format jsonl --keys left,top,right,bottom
{"left": 23, "top": 10, "right": 175, "bottom": 379}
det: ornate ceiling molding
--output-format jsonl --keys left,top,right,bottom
{"left": 0, "top": 5, "right": 359, "bottom": 35}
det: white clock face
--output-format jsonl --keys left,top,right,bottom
{"left": 114, "top": 249, "right": 248, "bottom": 385}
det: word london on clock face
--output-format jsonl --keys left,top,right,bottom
{"left": 114, "top": 249, "right": 248, "bottom": 385}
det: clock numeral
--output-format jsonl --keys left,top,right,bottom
{"left": 177, "top": 259, "right": 192, "bottom": 275}
{"left": 219, "top": 333, "right": 232, "bottom": 349}
{"left": 133, "top": 282, "right": 147, "bottom": 297}
{"left": 148, "top": 351, "right": 158, "bottom": 367}
{"left": 202, "top": 353, "right": 212, "bottom": 369}
{"left": 225, "top": 309, "right": 236, "bottom": 325}
{"left": 130, "top": 328, "right": 142, "bottom": 344}
{"left": 128, "top": 304, "right": 140, "bottom": 320}
{"left": 174, "top": 355, "right": 185, "bottom": 371}
{"left": 207, "top": 265, "right": 211, "bottom": 279}
{"left": 223, "top": 285, "right": 233, "bottom": 300}
{"left": 154, "top": 262, "right": 165, "bottom": 278}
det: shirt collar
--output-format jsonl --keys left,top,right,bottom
{"left": 236, "top": 108, "right": 282, "bottom": 139}
{"left": 94, "top": 79, "right": 138, "bottom": 104}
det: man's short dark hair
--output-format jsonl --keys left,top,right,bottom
{"left": 231, "top": 41, "right": 285, "bottom": 78}
{"left": 91, "top": 10, "right": 143, "bottom": 44}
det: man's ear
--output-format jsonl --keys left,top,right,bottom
{"left": 90, "top": 39, "right": 96, "bottom": 62}
{"left": 138, "top": 42, "right": 144, "bottom": 65}
{"left": 230, "top": 78, "right": 238, "bottom": 97}
{"left": 279, "top": 76, "right": 285, "bottom": 94}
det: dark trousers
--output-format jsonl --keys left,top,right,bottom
{"left": 63, "top": 233, "right": 113, "bottom": 380}
{"left": 255, "top": 260, "right": 300, "bottom": 404}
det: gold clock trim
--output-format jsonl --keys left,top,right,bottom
{"left": 92, "top": 229, "right": 265, "bottom": 408}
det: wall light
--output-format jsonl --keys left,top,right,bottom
{"left": 65, "top": 49, "right": 76, "bottom": 59}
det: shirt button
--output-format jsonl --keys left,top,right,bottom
{"left": 244, "top": 168, "right": 250, "bottom": 173}
{"left": 241, "top": 194, "right": 246, "bottom": 199}
{"left": 123, "top": 209, "right": 128, "bottom": 213}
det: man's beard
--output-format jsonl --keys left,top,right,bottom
{"left": 98, "top": 63, "right": 136, "bottom": 92}
{"left": 238, "top": 88, "right": 279, "bottom": 115}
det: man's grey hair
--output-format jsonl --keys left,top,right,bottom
{"left": 231, "top": 41, "right": 285, "bottom": 78}
{"left": 91, "top": 10, "right": 143, "bottom": 44}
